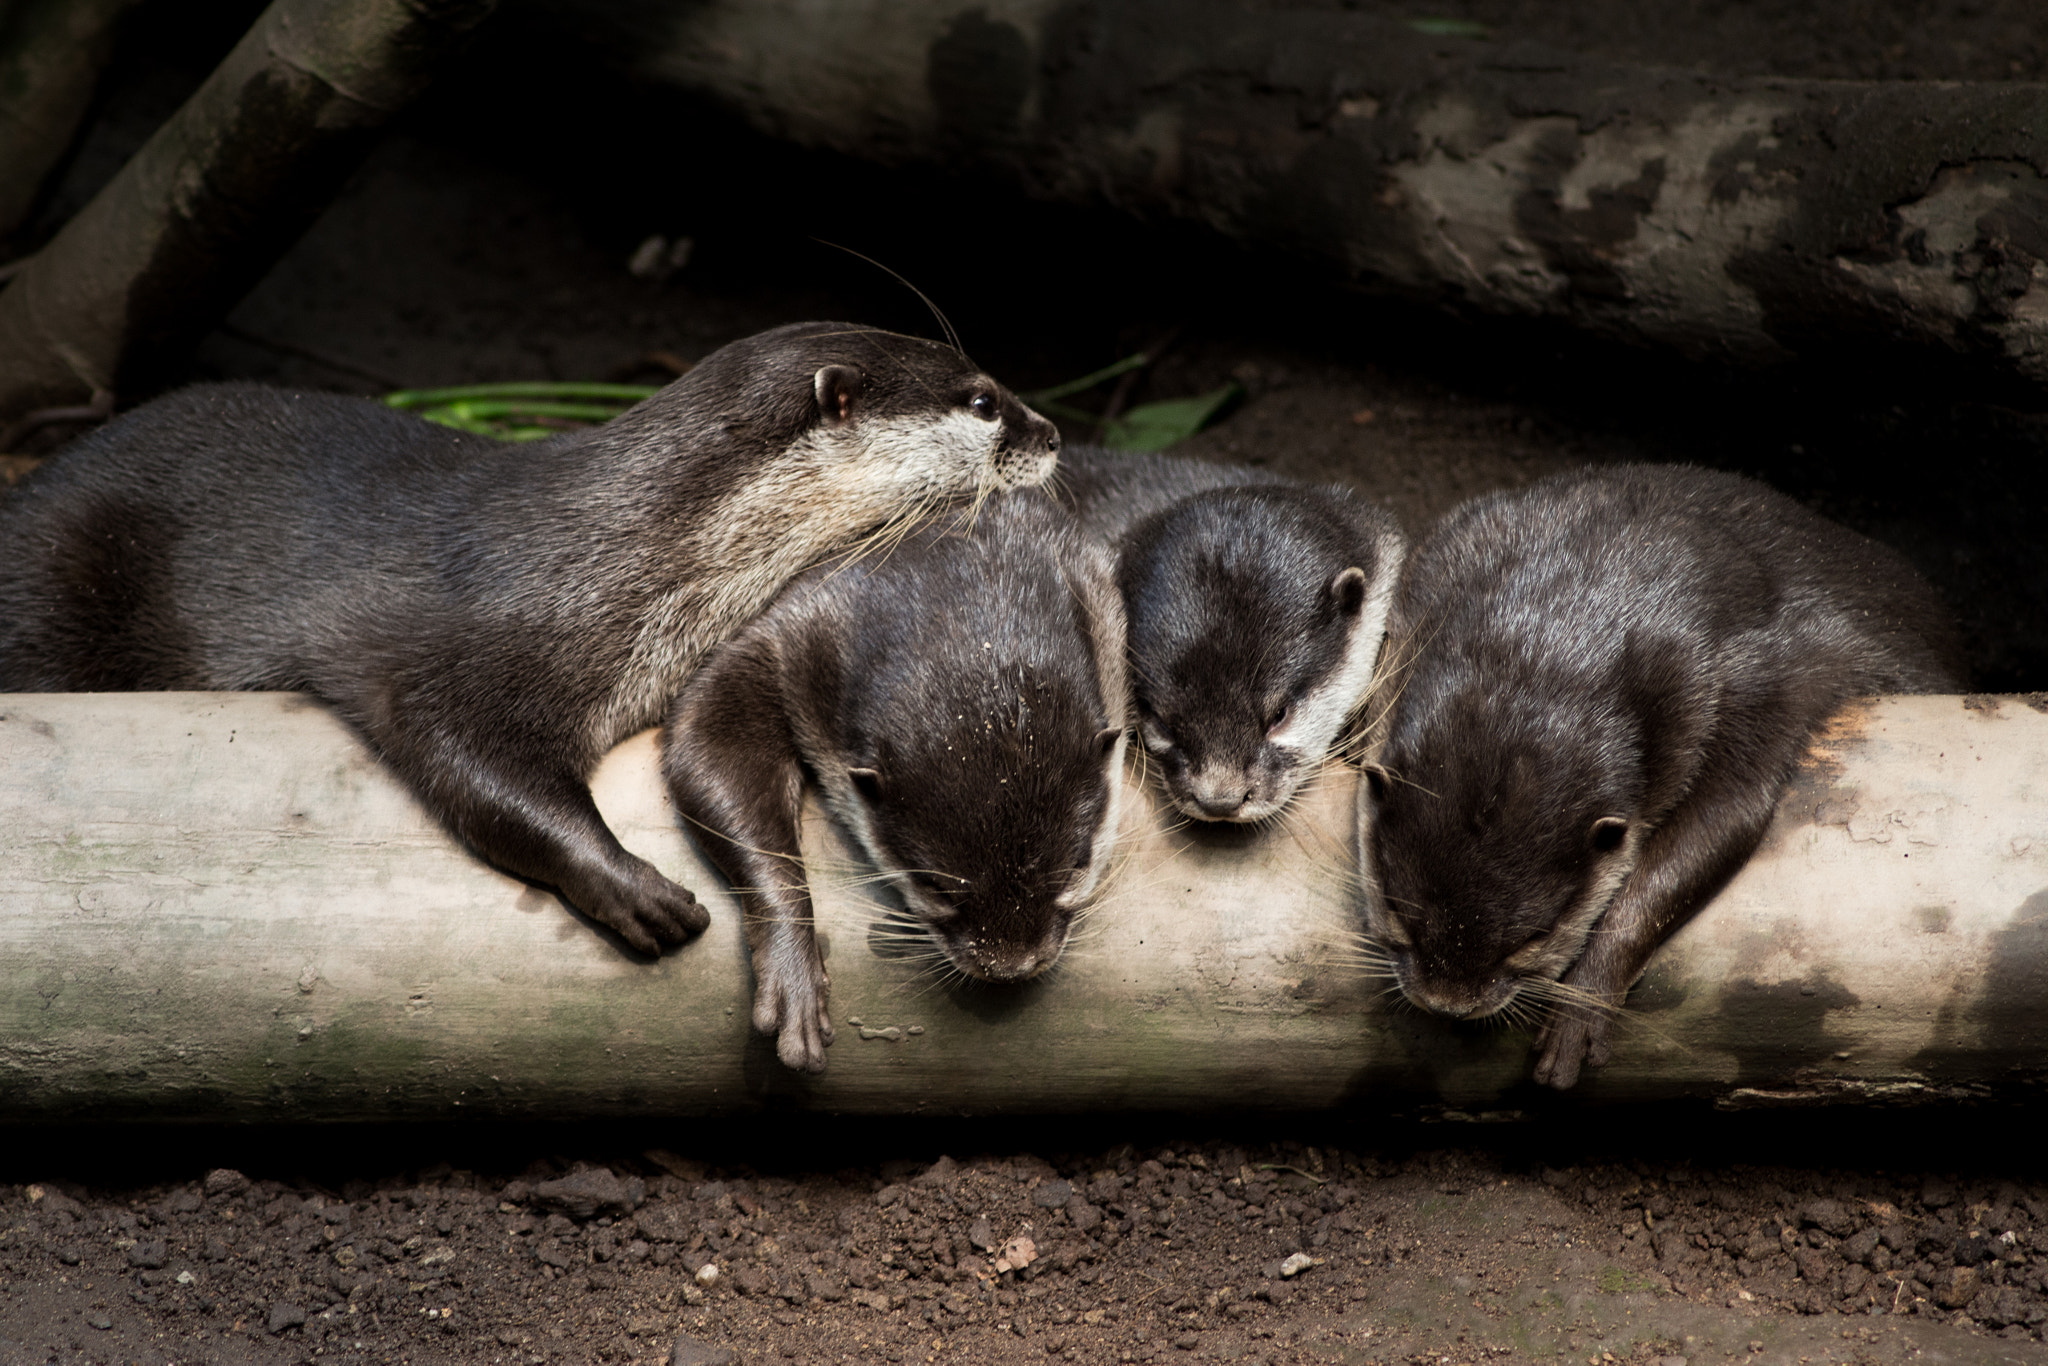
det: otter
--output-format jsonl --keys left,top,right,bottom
{"left": 0, "top": 322, "right": 1060, "bottom": 956}
{"left": 1356, "top": 464, "right": 1964, "bottom": 1089}
{"left": 663, "top": 490, "right": 1129, "bottom": 1072}
{"left": 1058, "top": 447, "right": 1405, "bottom": 822}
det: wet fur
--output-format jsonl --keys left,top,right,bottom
{"left": 1357, "top": 464, "right": 1964, "bottom": 1088}
{"left": 1058, "top": 447, "right": 1405, "bottom": 822}
{"left": 662, "top": 491, "right": 1130, "bottom": 1072}
{"left": 0, "top": 322, "right": 1060, "bottom": 956}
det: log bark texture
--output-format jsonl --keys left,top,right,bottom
{"left": 2, "top": 691, "right": 2045, "bottom": 1120}
{"left": 0, "top": 0, "right": 497, "bottom": 420}
{"left": 585, "top": 0, "right": 2048, "bottom": 389}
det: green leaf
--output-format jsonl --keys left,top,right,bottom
{"left": 1019, "top": 353, "right": 1150, "bottom": 405}
{"left": 384, "top": 381, "right": 658, "bottom": 409}
{"left": 1101, "top": 383, "right": 1243, "bottom": 452}
{"left": 1406, "top": 16, "right": 1492, "bottom": 37}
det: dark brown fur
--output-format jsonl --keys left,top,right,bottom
{"left": 663, "top": 491, "right": 1129, "bottom": 1071}
{"left": 0, "top": 322, "right": 1060, "bottom": 956}
{"left": 1358, "top": 465, "right": 1964, "bottom": 1088}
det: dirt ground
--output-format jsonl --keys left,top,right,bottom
{"left": 5, "top": 4, "right": 2048, "bottom": 1364}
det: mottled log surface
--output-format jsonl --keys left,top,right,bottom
{"left": 2, "top": 692, "right": 2044, "bottom": 1120}
{"left": 0, "top": 0, "right": 497, "bottom": 420}
{"left": 572, "top": 0, "right": 2048, "bottom": 391}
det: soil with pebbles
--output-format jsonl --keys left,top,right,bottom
{"left": 6, "top": 1138, "right": 2048, "bottom": 1366}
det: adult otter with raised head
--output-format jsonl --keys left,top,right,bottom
{"left": 1357, "top": 464, "right": 1963, "bottom": 1088}
{"left": 0, "top": 322, "right": 1060, "bottom": 955}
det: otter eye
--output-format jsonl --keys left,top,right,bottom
{"left": 1590, "top": 817, "right": 1628, "bottom": 853}
{"left": 969, "top": 392, "right": 998, "bottom": 421}
{"left": 1265, "top": 701, "right": 1293, "bottom": 733}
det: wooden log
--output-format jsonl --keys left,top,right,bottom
{"left": 585, "top": 0, "right": 2048, "bottom": 394}
{"left": 0, "top": 0, "right": 497, "bottom": 421}
{"left": 0, "top": 0, "right": 144, "bottom": 245}
{"left": 1, "top": 691, "right": 2044, "bottom": 1120}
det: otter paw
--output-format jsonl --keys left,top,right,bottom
{"left": 580, "top": 865, "right": 709, "bottom": 956}
{"left": 1532, "top": 1007, "right": 1612, "bottom": 1091}
{"left": 751, "top": 942, "right": 835, "bottom": 1074}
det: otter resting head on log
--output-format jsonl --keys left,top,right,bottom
{"left": 1056, "top": 447, "right": 1405, "bottom": 823}
{"left": 1357, "top": 464, "right": 1964, "bottom": 1089}
{"left": 0, "top": 321, "right": 1060, "bottom": 957}
{"left": 663, "top": 490, "right": 1130, "bottom": 1072}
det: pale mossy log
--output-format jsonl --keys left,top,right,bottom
{"left": 1, "top": 691, "right": 2045, "bottom": 1121}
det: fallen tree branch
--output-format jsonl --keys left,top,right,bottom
{"left": 616, "top": 0, "right": 2048, "bottom": 391}
{"left": 0, "top": 0, "right": 142, "bottom": 245}
{"left": 1, "top": 692, "right": 2042, "bottom": 1120}
{"left": 0, "top": 0, "right": 498, "bottom": 421}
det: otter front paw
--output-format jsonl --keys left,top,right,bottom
{"left": 577, "top": 862, "right": 711, "bottom": 956}
{"left": 751, "top": 937, "right": 835, "bottom": 1073}
{"left": 1532, "top": 1003, "right": 1616, "bottom": 1090}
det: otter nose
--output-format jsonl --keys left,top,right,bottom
{"left": 1193, "top": 790, "right": 1251, "bottom": 819}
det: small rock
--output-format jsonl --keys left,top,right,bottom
{"left": 1033, "top": 1180, "right": 1074, "bottom": 1209}
{"left": 1173, "top": 1333, "right": 1200, "bottom": 1350}
{"left": 1656, "top": 1358, "right": 1688, "bottom": 1366}
{"left": 695, "top": 1262, "right": 720, "bottom": 1287}
{"left": 127, "top": 1239, "right": 168, "bottom": 1269}
{"left": 30, "top": 1185, "right": 85, "bottom": 1218}
{"left": 1839, "top": 1227, "right": 1881, "bottom": 1265}
{"left": 1066, "top": 1196, "right": 1103, "bottom": 1234}
{"left": 166, "top": 1187, "right": 203, "bottom": 1215}
{"left": 670, "top": 1333, "right": 742, "bottom": 1366}
{"left": 87, "top": 1315, "right": 112, "bottom": 1331}
{"left": 532, "top": 1167, "right": 645, "bottom": 1220}
{"left": 915, "top": 1156, "right": 960, "bottom": 1188}
{"left": 1278, "top": 1253, "right": 1319, "bottom": 1278}
{"left": 634, "top": 1204, "right": 693, "bottom": 1243}
{"left": 1935, "top": 1266, "right": 1980, "bottom": 1310}
{"left": 873, "top": 1185, "right": 906, "bottom": 1208}
{"left": 1800, "top": 1199, "right": 1855, "bottom": 1237}
{"left": 266, "top": 1302, "right": 308, "bottom": 1335}
{"left": 202, "top": 1169, "right": 249, "bottom": 1199}
{"left": 968, "top": 1215, "right": 994, "bottom": 1252}
{"left": 1921, "top": 1177, "right": 1957, "bottom": 1210}
{"left": 1954, "top": 1232, "right": 1992, "bottom": 1267}
{"left": 52, "top": 1246, "right": 80, "bottom": 1266}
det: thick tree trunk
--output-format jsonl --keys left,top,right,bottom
{"left": 2, "top": 691, "right": 2043, "bottom": 1120}
{"left": 592, "top": 0, "right": 2048, "bottom": 390}
{"left": 0, "top": 0, "right": 497, "bottom": 421}
{"left": 0, "top": 0, "right": 144, "bottom": 246}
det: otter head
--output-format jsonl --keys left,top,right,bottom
{"left": 687, "top": 320, "right": 1059, "bottom": 492}
{"left": 1123, "top": 486, "right": 1401, "bottom": 823}
{"left": 1356, "top": 672, "right": 1645, "bottom": 1022}
{"left": 843, "top": 672, "right": 1127, "bottom": 983}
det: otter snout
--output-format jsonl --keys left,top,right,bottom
{"left": 992, "top": 402, "right": 1062, "bottom": 489}
{"left": 939, "top": 923, "right": 1068, "bottom": 983}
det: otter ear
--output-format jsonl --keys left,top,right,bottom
{"left": 1328, "top": 565, "right": 1368, "bottom": 617}
{"left": 815, "top": 365, "right": 863, "bottom": 426}
{"left": 849, "top": 767, "right": 883, "bottom": 803}
{"left": 1589, "top": 816, "right": 1628, "bottom": 853}
{"left": 1363, "top": 764, "right": 1391, "bottom": 805}
{"left": 1094, "top": 726, "right": 1123, "bottom": 757}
